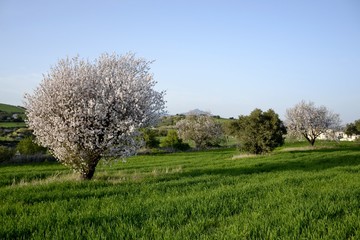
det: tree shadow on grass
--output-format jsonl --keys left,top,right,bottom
{"left": 180, "top": 147, "right": 360, "bottom": 178}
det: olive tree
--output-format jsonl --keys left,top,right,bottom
{"left": 285, "top": 101, "right": 341, "bottom": 146}
{"left": 345, "top": 119, "right": 360, "bottom": 137}
{"left": 176, "top": 114, "right": 224, "bottom": 149}
{"left": 25, "top": 53, "right": 165, "bottom": 180}
{"left": 230, "top": 109, "right": 286, "bottom": 154}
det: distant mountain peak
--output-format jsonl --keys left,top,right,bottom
{"left": 184, "top": 109, "right": 211, "bottom": 116}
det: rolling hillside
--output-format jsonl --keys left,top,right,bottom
{"left": 0, "top": 103, "right": 27, "bottom": 141}
{"left": 0, "top": 103, "right": 25, "bottom": 114}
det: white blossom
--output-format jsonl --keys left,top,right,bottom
{"left": 176, "top": 114, "right": 224, "bottom": 149}
{"left": 25, "top": 53, "right": 165, "bottom": 179}
{"left": 285, "top": 100, "right": 341, "bottom": 146}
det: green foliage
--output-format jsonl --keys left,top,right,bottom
{"left": 0, "top": 122, "right": 26, "bottom": 128}
{"left": 141, "top": 128, "right": 160, "bottom": 149}
{"left": 1, "top": 142, "right": 360, "bottom": 239}
{"left": 160, "top": 129, "right": 190, "bottom": 151}
{"left": 345, "top": 119, "right": 360, "bottom": 136}
{"left": 158, "top": 115, "right": 186, "bottom": 127}
{"left": 225, "top": 118, "right": 240, "bottom": 136}
{"left": 16, "top": 137, "right": 47, "bottom": 155}
{"left": 0, "top": 146, "right": 15, "bottom": 162}
{"left": 233, "top": 108, "right": 287, "bottom": 154}
{"left": 0, "top": 103, "right": 25, "bottom": 122}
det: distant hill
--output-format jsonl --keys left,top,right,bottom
{"left": 0, "top": 103, "right": 26, "bottom": 124}
{"left": 0, "top": 103, "right": 27, "bottom": 143}
{"left": 183, "top": 109, "right": 212, "bottom": 116}
{"left": 0, "top": 103, "right": 25, "bottom": 114}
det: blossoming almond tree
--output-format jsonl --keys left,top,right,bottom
{"left": 25, "top": 53, "right": 165, "bottom": 180}
{"left": 176, "top": 114, "right": 224, "bottom": 149}
{"left": 285, "top": 101, "right": 341, "bottom": 146}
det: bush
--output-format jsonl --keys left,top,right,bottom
{"left": 161, "top": 130, "right": 190, "bottom": 151}
{"left": 141, "top": 128, "right": 160, "bottom": 149}
{"left": 11, "top": 154, "right": 56, "bottom": 164}
{"left": 157, "top": 128, "right": 168, "bottom": 137}
{"left": 232, "top": 109, "right": 287, "bottom": 154}
{"left": 16, "top": 137, "right": 47, "bottom": 155}
{"left": 0, "top": 146, "right": 15, "bottom": 163}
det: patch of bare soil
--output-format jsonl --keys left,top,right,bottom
{"left": 231, "top": 154, "right": 257, "bottom": 160}
{"left": 279, "top": 145, "right": 335, "bottom": 152}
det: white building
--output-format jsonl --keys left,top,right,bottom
{"left": 318, "top": 130, "right": 359, "bottom": 141}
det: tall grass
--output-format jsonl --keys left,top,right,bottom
{"left": 1, "top": 141, "right": 360, "bottom": 239}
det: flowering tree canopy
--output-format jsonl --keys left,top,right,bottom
{"left": 176, "top": 114, "right": 224, "bottom": 149}
{"left": 25, "top": 53, "right": 165, "bottom": 179}
{"left": 285, "top": 101, "right": 341, "bottom": 146}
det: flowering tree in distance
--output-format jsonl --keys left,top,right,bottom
{"left": 176, "top": 114, "right": 224, "bottom": 149}
{"left": 285, "top": 101, "right": 341, "bottom": 146}
{"left": 25, "top": 53, "right": 165, "bottom": 180}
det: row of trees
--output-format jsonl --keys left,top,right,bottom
{"left": 172, "top": 100, "right": 343, "bottom": 154}
{"left": 24, "top": 53, "right": 352, "bottom": 180}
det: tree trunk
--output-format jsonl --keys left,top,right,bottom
{"left": 304, "top": 135, "right": 316, "bottom": 146}
{"left": 80, "top": 158, "right": 100, "bottom": 180}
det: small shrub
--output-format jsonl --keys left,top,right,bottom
{"left": 141, "top": 128, "right": 160, "bottom": 149}
{"left": 12, "top": 154, "right": 56, "bottom": 164}
{"left": 161, "top": 130, "right": 190, "bottom": 151}
{"left": 157, "top": 128, "right": 168, "bottom": 137}
{"left": 0, "top": 146, "right": 15, "bottom": 162}
{"left": 16, "top": 137, "right": 47, "bottom": 155}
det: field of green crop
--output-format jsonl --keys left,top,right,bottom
{"left": 1, "top": 141, "right": 360, "bottom": 239}
{"left": 0, "top": 103, "right": 25, "bottom": 113}
{"left": 0, "top": 122, "right": 26, "bottom": 128}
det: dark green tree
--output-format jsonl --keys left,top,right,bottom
{"left": 141, "top": 128, "right": 160, "bottom": 149}
{"left": 16, "top": 137, "right": 47, "bottom": 155}
{"left": 233, "top": 109, "right": 287, "bottom": 154}
{"left": 160, "top": 130, "right": 190, "bottom": 151}
{"left": 345, "top": 119, "right": 360, "bottom": 136}
{"left": 0, "top": 146, "right": 15, "bottom": 163}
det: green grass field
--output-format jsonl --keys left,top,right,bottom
{"left": 1, "top": 141, "right": 360, "bottom": 239}
{"left": 0, "top": 103, "right": 26, "bottom": 130}
{"left": 0, "top": 122, "right": 26, "bottom": 128}
{"left": 0, "top": 103, "right": 25, "bottom": 113}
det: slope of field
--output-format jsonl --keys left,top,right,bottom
{"left": 0, "top": 122, "right": 26, "bottom": 128}
{"left": 0, "top": 103, "right": 26, "bottom": 129}
{"left": 0, "top": 103, "right": 25, "bottom": 113}
{"left": 1, "top": 142, "right": 360, "bottom": 239}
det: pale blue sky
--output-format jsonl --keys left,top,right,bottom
{"left": 1, "top": 0, "right": 359, "bottom": 123}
